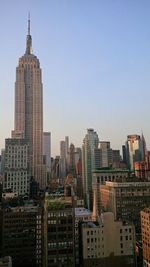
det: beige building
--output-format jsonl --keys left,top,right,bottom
{"left": 141, "top": 207, "right": 150, "bottom": 267}
{"left": 12, "top": 17, "right": 46, "bottom": 189}
{"left": 82, "top": 212, "right": 135, "bottom": 267}
{"left": 75, "top": 208, "right": 92, "bottom": 266}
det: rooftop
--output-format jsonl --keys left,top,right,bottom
{"left": 75, "top": 207, "right": 92, "bottom": 217}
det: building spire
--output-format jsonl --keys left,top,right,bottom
{"left": 26, "top": 13, "right": 32, "bottom": 55}
{"left": 28, "top": 12, "right": 30, "bottom": 35}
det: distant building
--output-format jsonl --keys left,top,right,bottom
{"left": 3, "top": 138, "right": 30, "bottom": 195}
{"left": 81, "top": 212, "right": 135, "bottom": 267}
{"left": 134, "top": 161, "right": 148, "bottom": 179}
{"left": 126, "top": 135, "right": 144, "bottom": 171}
{"left": 112, "top": 149, "right": 122, "bottom": 168}
{"left": 60, "top": 137, "right": 69, "bottom": 178}
{"left": 0, "top": 150, "right": 5, "bottom": 175}
{"left": 99, "top": 141, "right": 113, "bottom": 168}
{"left": 43, "top": 132, "right": 51, "bottom": 177}
{"left": 94, "top": 143, "right": 122, "bottom": 169}
{"left": 82, "top": 129, "right": 99, "bottom": 208}
{"left": 92, "top": 169, "right": 129, "bottom": 215}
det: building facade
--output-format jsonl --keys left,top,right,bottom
{"left": 12, "top": 18, "right": 46, "bottom": 189}
{"left": 43, "top": 132, "right": 51, "bottom": 177}
{"left": 81, "top": 212, "right": 135, "bottom": 267}
{"left": 0, "top": 205, "right": 42, "bottom": 267}
{"left": 100, "top": 181, "right": 150, "bottom": 233}
{"left": 141, "top": 208, "right": 150, "bottom": 267}
{"left": 44, "top": 196, "right": 75, "bottom": 267}
{"left": 126, "top": 135, "right": 144, "bottom": 171}
{"left": 3, "top": 138, "right": 29, "bottom": 195}
{"left": 82, "top": 129, "right": 99, "bottom": 208}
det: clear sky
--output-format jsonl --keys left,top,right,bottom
{"left": 0, "top": 0, "right": 150, "bottom": 156}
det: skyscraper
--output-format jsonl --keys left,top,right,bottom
{"left": 43, "top": 132, "right": 51, "bottom": 175}
{"left": 126, "top": 134, "right": 144, "bottom": 171}
{"left": 82, "top": 129, "right": 99, "bottom": 208}
{"left": 12, "top": 17, "right": 46, "bottom": 188}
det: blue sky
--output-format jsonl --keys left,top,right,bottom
{"left": 0, "top": 0, "right": 150, "bottom": 156}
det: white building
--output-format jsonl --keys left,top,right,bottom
{"left": 3, "top": 138, "right": 30, "bottom": 195}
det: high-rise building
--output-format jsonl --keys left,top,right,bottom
{"left": 12, "top": 17, "right": 46, "bottom": 189}
{"left": 59, "top": 136, "right": 70, "bottom": 178}
{"left": 43, "top": 132, "right": 51, "bottom": 176}
{"left": 60, "top": 140, "right": 67, "bottom": 178}
{"left": 126, "top": 135, "right": 144, "bottom": 171}
{"left": 99, "top": 141, "right": 113, "bottom": 168}
{"left": 82, "top": 129, "right": 99, "bottom": 208}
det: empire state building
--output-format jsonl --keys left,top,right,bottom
{"left": 12, "top": 18, "right": 46, "bottom": 189}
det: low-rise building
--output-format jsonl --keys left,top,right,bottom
{"left": 44, "top": 195, "right": 75, "bottom": 267}
{"left": 141, "top": 207, "right": 150, "bottom": 267}
{"left": 0, "top": 204, "right": 42, "bottom": 267}
{"left": 100, "top": 181, "right": 150, "bottom": 233}
{"left": 81, "top": 212, "right": 135, "bottom": 267}
{"left": 75, "top": 208, "right": 92, "bottom": 266}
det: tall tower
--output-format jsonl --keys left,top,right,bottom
{"left": 12, "top": 17, "right": 46, "bottom": 188}
{"left": 126, "top": 134, "right": 143, "bottom": 171}
{"left": 82, "top": 129, "right": 99, "bottom": 208}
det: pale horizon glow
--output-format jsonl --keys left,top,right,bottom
{"left": 0, "top": 0, "right": 150, "bottom": 157}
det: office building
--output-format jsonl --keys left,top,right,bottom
{"left": 12, "top": 17, "right": 46, "bottom": 189}
{"left": 59, "top": 137, "right": 70, "bottom": 178}
{"left": 99, "top": 141, "right": 113, "bottom": 168}
{"left": 82, "top": 129, "right": 99, "bottom": 208}
{"left": 3, "top": 138, "right": 30, "bottom": 195}
{"left": 75, "top": 208, "right": 92, "bottom": 266}
{"left": 126, "top": 135, "right": 144, "bottom": 171}
{"left": 81, "top": 212, "right": 135, "bottom": 267}
{"left": 100, "top": 181, "right": 150, "bottom": 233}
{"left": 44, "top": 195, "right": 75, "bottom": 267}
{"left": 43, "top": 132, "right": 51, "bottom": 176}
{"left": 0, "top": 204, "right": 42, "bottom": 267}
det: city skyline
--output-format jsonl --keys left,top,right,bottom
{"left": 0, "top": 0, "right": 150, "bottom": 156}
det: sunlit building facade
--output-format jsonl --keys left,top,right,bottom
{"left": 12, "top": 18, "right": 46, "bottom": 189}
